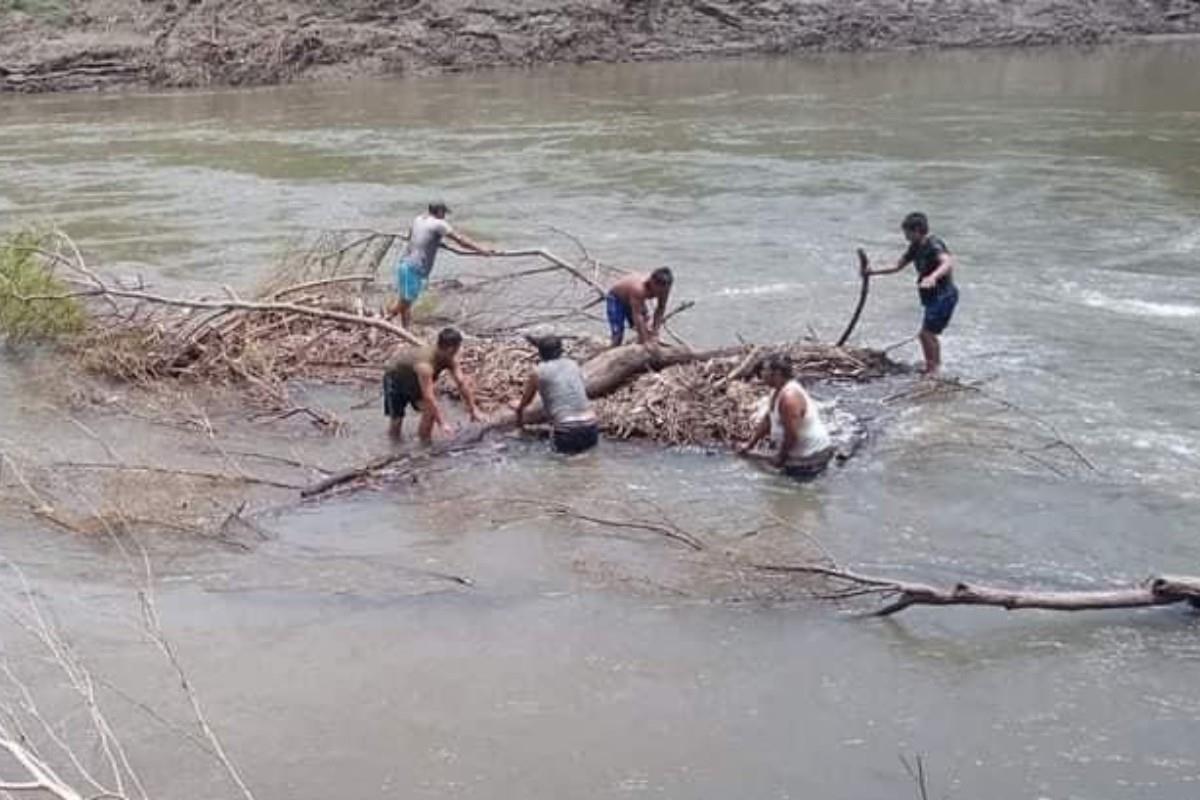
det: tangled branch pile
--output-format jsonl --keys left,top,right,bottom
{"left": 595, "top": 345, "right": 897, "bottom": 445}
{"left": 1, "top": 227, "right": 901, "bottom": 447}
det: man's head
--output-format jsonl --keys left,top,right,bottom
{"left": 647, "top": 267, "right": 674, "bottom": 295}
{"left": 901, "top": 211, "right": 929, "bottom": 244}
{"left": 428, "top": 201, "right": 450, "bottom": 219}
{"left": 527, "top": 333, "right": 564, "bottom": 361}
{"left": 436, "top": 326, "right": 463, "bottom": 356}
{"left": 761, "top": 352, "right": 794, "bottom": 389}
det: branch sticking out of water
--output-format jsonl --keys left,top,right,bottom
{"left": 753, "top": 564, "right": 1200, "bottom": 616}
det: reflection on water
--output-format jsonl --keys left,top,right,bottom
{"left": 2, "top": 42, "right": 1200, "bottom": 798}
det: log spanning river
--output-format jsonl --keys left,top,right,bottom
{"left": 1, "top": 43, "right": 1199, "bottom": 798}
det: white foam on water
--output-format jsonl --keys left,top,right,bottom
{"left": 1076, "top": 289, "right": 1200, "bottom": 319}
{"left": 715, "top": 281, "right": 800, "bottom": 298}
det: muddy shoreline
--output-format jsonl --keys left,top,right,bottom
{"left": 2, "top": 0, "right": 1199, "bottom": 94}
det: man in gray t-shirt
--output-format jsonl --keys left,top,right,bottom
{"left": 390, "top": 201, "right": 496, "bottom": 329}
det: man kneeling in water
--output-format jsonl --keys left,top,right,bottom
{"left": 383, "top": 327, "right": 480, "bottom": 443}
{"left": 514, "top": 334, "right": 600, "bottom": 454}
{"left": 739, "top": 353, "right": 834, "bottom": 479}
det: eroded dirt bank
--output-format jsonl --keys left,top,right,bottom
{"left": 2, "top": 0, "right": 1199, "bottom": 93}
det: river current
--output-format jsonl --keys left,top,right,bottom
{"left": 1, "top": 43, "right": 1199, "bottom": 798}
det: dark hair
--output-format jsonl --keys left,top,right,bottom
{"left": 650, "top": 267, "right": 673, "bottom": 287}
{"left": 429, "top": 200, "right": 450, "bottom": 216}
{"left": 529, "top": 334, "right": 563, "bottom": 361}
{"left": 901, "top": 212, "right": 929, "bottom": 235}
{"left": 436, "top": 327, "right": 463, "bottom": 349}
{"left": 762, "top": 352, "right": 794, "bottom": 379}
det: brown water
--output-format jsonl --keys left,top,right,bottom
{"left": 2, "top": 43, "right": 1200, "bottom": 798}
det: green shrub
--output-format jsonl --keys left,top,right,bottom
{"left": 0, "top": 232, "right": 87, "bottom": 343}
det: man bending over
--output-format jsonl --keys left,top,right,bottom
{"left": 606, "top": 267, "right": 673, "bottom": 347}
{"left": 739, "top": 353, "right": 834, "bottom": 480}
{"left": 515, "top": 333, "right": 600, "bottom": 455}
{"left": 383, "top": 327, "right": 480, "bottom": 442}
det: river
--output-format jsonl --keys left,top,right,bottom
{"left": 1, "top": 43, "right": 1199, "bottom": 798}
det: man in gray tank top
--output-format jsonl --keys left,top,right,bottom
{"left": 515, "top": 334, "right": 599, "bottom": 454}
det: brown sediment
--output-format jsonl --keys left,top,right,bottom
{"left": 2, "top": 0, "right": 1199, "bottom": 94}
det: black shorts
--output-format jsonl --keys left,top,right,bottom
{"left": 782, "top": 448, "right": 835, "bottom": 481}
{"left": 552, "top": 422, "right": 600, "bottom": 454}
{"left": 383, "top": 370, "right": 422, "bottom": 419}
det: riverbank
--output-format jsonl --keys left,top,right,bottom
{"left": 3, "top": 0, "right": 1199, "bottom": 93}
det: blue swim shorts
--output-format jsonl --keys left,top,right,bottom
{"left": 922, "top": 285, "right": 959, "bottom": 335}
{"left": 606, "top": 291, "right": 634, "bottom": 343}
{"left": 395, "top": 260, "right": 427, "bottom": 303}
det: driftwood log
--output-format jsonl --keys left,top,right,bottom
{"left": 756, "top": 564, "right": 1200, "bottom": 616}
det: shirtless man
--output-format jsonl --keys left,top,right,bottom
{"left": 383, "top": 327, "right": 480, "bottom": 442}
{"left": 739, "top": 353, "right": 834, "bottom": 479}
{"left": 605, "top": 268, "right": 673, "bottom": 347}
{"left": 390, "top": 201, "right": 496, "bottom": 329}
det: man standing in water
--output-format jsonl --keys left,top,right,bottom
{"left": 739, "top": 353, "right": 834, "bottom": 479}
{"left": 514, "top": 333, "right": 600, "bottom": 454}
{"left": 863, "top": 211, "right": 959, "bottom": 375}
{"left": 606, "top": 268, "right": 673, "bottom": 347}
{"left": 383, "top": 327, "right": 480, "bottom": 442}
{"left": 390, "top": 201, "right": 496, "bottom": 329}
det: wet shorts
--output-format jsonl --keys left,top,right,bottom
{"left": 605, "top": 292, "right": 648, "bottom": 344}
{"left": 552, "top": 422, "right": 600, "bottom": 455}
{"left": 921, "top": 285, "right": 959, "bottom": 335}
{"left": 383, "top": 369, "right": 422, "bottom": 419}
{"left": 395, "top": 260, "right": 427, "bottom": 303}
{"left": 782, "top": 447, "right": 835, "bottom": 481}
{"left": 606, "top": 292, "right": 634, "bottom": 343}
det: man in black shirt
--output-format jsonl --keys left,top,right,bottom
{"left": 864, "top": 211, "right": 959, "bottom": 375}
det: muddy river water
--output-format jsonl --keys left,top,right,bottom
{"left": 2, "top": 43, "right": 1199, "bottom": 798}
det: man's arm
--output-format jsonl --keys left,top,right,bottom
{"left": 417, "top": 364, "right": 451, "bottom": 434}
{"left": 631, "top": 299, "right": 654, "bottom": 344}
{"left": 739, "top": 412, "right": 771, "bottom": 454}
{"left": 450, "top": 361, "right": 481, "bottom": 422}
{"left": 918, "top": 252, "right": 954, "bottom": 289}
{"left": 447, "top": 230, "right": 497, "bottom": 256}
{"left": 623, "top": 285, "right": 655, "bottom": 344}
{"left": 866, "top": 252, "right": 910, "bottom": 277}
{"left": 514, "top": 372, "right": 538, "bottom": 428}
{"left": 774, "top": 390, "right": 803, "bottom": 468}
{"left": 650, "top": 285, "right": 671, "bottom": 334}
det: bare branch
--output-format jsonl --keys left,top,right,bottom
{"left": 755, "top": 563, "right": 1200, "bottom": 616}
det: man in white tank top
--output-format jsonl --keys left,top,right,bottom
{"left": 738, "top": 353, "right": 834, "bottom": 479}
